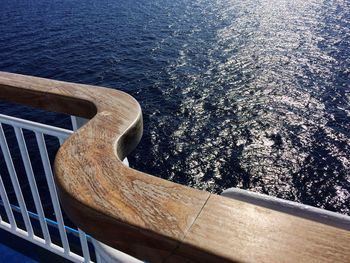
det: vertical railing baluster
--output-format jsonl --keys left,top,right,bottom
{"left": 95, "top": 251, "right": 102, "bottom": 263}
{"left": 35, "top": 131, "right": 70, "bottom": 254}
{"left": 78, "top": 228, "right": 91, "bottom": 263}
{"left": 58, "top": 137, "right": 65, "bottom": 146}
{"left": 14, "top": 127, "right": 51, "bottom": 244}
{"left": 0, "top": 175, "right": 17, "bottom": 229}
{"left": 0, "top": 124, "right": 34, "bottom": 237}
{"left": 71, "top": 116, "right": 87, "bottom": 132}
{"left": 71, "top": 116, "right": 78, "bottom": 131}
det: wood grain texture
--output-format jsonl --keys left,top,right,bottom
{"left": 0, "top": 71, "right": 349, "bottom": 263}
{"left": 167, "top": 195, "right": 350, "bottom": 263}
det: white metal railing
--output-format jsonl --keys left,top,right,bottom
{"left": 0, "top": 113, "right": 93, "bottom": 262}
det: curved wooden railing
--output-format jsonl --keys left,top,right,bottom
{"left": 0, "top": 71, "right": 349, "bottom": 263}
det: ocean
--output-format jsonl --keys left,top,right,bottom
{"left": 0, "top": 0, "right": 349, "bottom": 215}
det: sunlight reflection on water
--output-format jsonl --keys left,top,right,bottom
{"left": 0, "top": 0, "right": 349, "bottom": 214}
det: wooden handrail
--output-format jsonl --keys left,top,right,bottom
{"left": 0, "top": 71, "right": 349, "bottom": 263}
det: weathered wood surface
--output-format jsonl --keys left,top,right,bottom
{"left": 0, "top": 71, "right": 349, "bottom": 263}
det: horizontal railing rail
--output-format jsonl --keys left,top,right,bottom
{"left": 0, "top": 71, "right": 349, "bottom": 263}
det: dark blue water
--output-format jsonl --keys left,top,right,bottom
{"left": 0, "top": 0, "right": 349, "bottom": 215}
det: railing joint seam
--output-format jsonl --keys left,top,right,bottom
{"left": 162, "top": 193, "right": 212, "bottom": 262}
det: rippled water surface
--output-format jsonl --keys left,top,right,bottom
{"left": 0, "top": 0, "right": 349, "bottom": 214}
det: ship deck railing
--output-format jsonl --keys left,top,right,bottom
{"left": 0, "top": 71, "right": 349, "bottom": 263}
{"left": 0, "top": 112, "right": 93, "bottom": 262}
